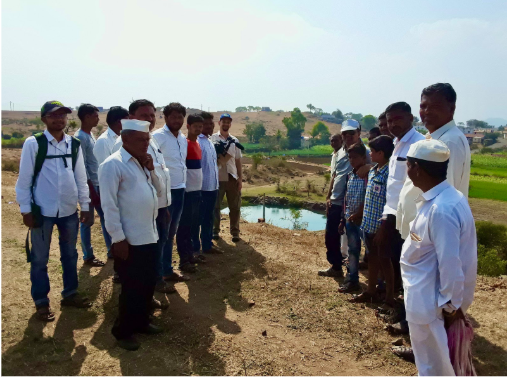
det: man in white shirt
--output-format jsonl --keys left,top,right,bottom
{"left": 374, "top": 102, "right": 425, "bottom": 312}
{"left": 16, "top": 101, "right": 92, "bottom": 322}
{"left": 99, "top": 119, "right": 164, "bottom": 351}
{"left": 93, "top": 106, "right": 128, "bottom": 165}
{"left": 75, "top": 103, "right": 108, "bottom": 267}
{"left": 152, "top": 103, "right": 191, "bottom": 279}
{"left": 401, "top": 139, "right": 477, "bottom": 376}
{"left": 195, "top": 112, "right": 222, "bottom": 255}
{"left": 396, "top": 83, "right": 471, "bottom": 240}
{"left": 211, "top": 114, "right": 243, "bottom": 243}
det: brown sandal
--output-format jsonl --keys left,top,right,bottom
{"left": 84, "top": 258, "right": 105, "bottom": 267}
{"left": 61, "top": 294, "right": 92, "bottom": 308}
{"left": 36, "top": 306, "right": 55, "bottom": 322}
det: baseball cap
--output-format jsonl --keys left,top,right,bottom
{"left": 220, "top": 113, "right": 233, "bottom": 121}
{"left": 407, "top": 139, "right": 450, "bottom": 162}
{"left": 341, "top": 119, "right": 360, "bottom": 132}
{"left": 41, "top": 101, "right": 72, "bottom": 117}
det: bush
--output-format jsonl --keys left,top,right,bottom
{"left": 480, "top": 147, "right": 494, "bottom": 154}
{"left": 476, "top": 221, "right": 507, "bottom": 260}
{"left": 477, "top": 245, "right": 507, "bottom": 277}
{"left": 11, "top": 131, "right": 24, "bottom": 138}
{"left": 2, "top": 160, "right": 18, "bottom": 172}
{"left": 2, "top": 134, "right": 12, "bottom": 140}
{"left": 2, "top": 137, "right": 26, "bottom": 148}
{"left": 251, "top": 153, "right": 264, "bottom": 170}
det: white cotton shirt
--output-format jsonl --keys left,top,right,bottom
{"left": 400, "top": 181, "right": 477, "bottom": 325}
{"left": 210, "top": 132, "right": 242, "bottom": 181}
{"left": 152, "top": 126, "right": 188, "bottom": 189}
{"left": 15, "top": 130, "right": 90, "bottom": 217}
{"left": 383, "top": 128, "right": 425, "bottom": 216}
{"left": 111, "top": 136, "right": 171, "bottom": 209}
{"left": 93, "top": 127, "right": 119, "bottom": 166}
{"left": 396, "top": 120, "right": 471, "bottom": 239}
{"left": 98, "top": 147, "right": 159, "bottom": 246}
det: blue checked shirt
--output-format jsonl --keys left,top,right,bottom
{"left": 361, "top": 163, "right": 389, "bottom": 234}
{"left": 344, "top": 170, "right": 367, "bottom": 220}
{"left": 197, "top": 134, "right": 219, "bottom": 191}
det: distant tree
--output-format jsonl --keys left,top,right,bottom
{"left": 243, "top": 122, "right": 266, "bottom": 143}
{"left": 314, "top": 108, "right": 324, "bottom": 116}
{"left": 282, "top": 108, "right": 307, "bottom": 149}
{"left": 260, "top": 136, "right": 279, "bottom": 155}
{"left": 11, "top": 131, "right": 24, "bottom": 138}
{"left": 332, "top": 109, "right": 344, "bottom": 123}
{"left": 467, "top": 119, "right": 491, "bottom": 129}
{"left": 457, "top": 121, "right": 465, "bottom": 127}
{"left": 498, "top": 126, "right": 505, "bottom": 131}
{"left": 361, "top": 115, "right": 377, "bottom": 131}
{"left": 275, "top": 129, "right": 282, "bottom": 142}
{"left": 310, "top": 121, "right": 330, "bottom": 144}
{"left": 412, "top": 116, "right": 420, "bottom": 126}
{"left": 247, "top": 106, "right": 255, "bottom": 112}
{"left": 418, "top": 129, "right": 428, "bottom": 135}
{"left": 66, "top": 120, "right": 78, "bottom": 134}
{"left": 251, "top": 153, "right": 264, "bottom": 170}
{"left": 255, "top": 106, "right": 262, "bottom": 112}
{"left": 483, "top": 132, "right": 500, "bottom": 145}
{"left": 307, "top": 104, "right": 315, "bottom": 113}
{"left": 345, "top": 112, "right": 363, "bottom": 122}
{"left": 236, "top": 106, "right": 248, "bottom": 112}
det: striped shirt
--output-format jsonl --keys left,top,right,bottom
{"left": 185, "top": 139, "right": 202, "bottom": 192}
{"left": 344, "top": 169, "right": 367, "bottom": 219}
{"left": 197, "top": 134, "right": 219, "bottom": 191}
{"left": 361, "top": 163, "right": 389, "bottom": 234}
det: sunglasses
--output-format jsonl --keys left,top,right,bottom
{"left": 45, "top": 113, "right": 68, "bottom": 119}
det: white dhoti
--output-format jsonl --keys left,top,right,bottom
{"left": 409, "top": 317, "right": 455, "bottom": 376}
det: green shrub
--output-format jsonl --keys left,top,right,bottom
{"left": 477, "top": 245, "right": 507, "bottom": 277}
{"left": 251, "top": 153, "right": 264, "bottom": 170}
{"left": 11, "top": 131, "right": 24, "bottom": 138}
{"left": 1, "top": 137, "right": 26, "bottom": 148}
{"left": 2, "top": 134, "right": 12, "bottom": 140}
{"left": 476, "top": 221, "right": 507, "bottom": 260}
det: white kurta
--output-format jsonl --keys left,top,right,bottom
{"left": 396, "top": 120, "right": 471, "bottom": 239}
{"left": 401, "top": 181, "right": 477, "bottom": 376}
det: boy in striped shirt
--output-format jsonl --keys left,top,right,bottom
{"left": 176, "top": 115, "right": 204, "bottom": 272}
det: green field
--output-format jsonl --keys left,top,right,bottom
{"left": 471, "top": 154, "right": 507, "bottom": 178}
{"left": 469, "top": 175, "right": 507, "bottom": 201}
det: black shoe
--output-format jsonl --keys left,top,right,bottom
{"left": 212, "top": 234, "right": 220, "bottom": 240}
{"left": 180, "top": 264, "right": 197, "bottom": 273}
{"left": 139, "top": 324, "right": 164, "bottom": 335}
{"left": 318, "top": 267, "right": 344, "bottom": 278}
{"left": 117, "top": 336, "right": 140, "bottom": 351}
{"left": 112, "top": 272, "right": 120, "bottom": 284}
{"left": 338, "top": 281, "right": 361, "bottom": 293}
{"left": 232, "top": 236, "right": 241, "bottom": 243}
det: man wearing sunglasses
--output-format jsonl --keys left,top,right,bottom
{"left": 15, "top": 101, "right": 92, "bottom": 322}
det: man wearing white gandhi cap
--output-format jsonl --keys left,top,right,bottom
{"left": 401, "top": 139, "right": 477, "bottom": 376}
{"left": 99, "top": 118, "right": 164, "bottom": 351}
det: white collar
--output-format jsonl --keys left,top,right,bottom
{"left": 430, "top": 120, "right": 456, "bottom": 140}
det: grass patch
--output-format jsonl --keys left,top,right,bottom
{"left": 2, "top": 137, "right": 26, "bottom": 148}
{"left": 469, "top": 176, "right": 507, "bottom": 202}
{"left": 2, "top": 161, "right": 18, "bottom": 172}
{"left": 471, "top": 154, "right": 507, "bottom": 178}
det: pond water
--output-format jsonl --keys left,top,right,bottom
{"left": 221, "top": 205, "right": 327, "bottom": 231}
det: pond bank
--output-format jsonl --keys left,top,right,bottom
{"left": 242, "top": 195, "right": 327, "bottom": 213}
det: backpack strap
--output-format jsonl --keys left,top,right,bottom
{"left": 32, "top": 133, "right": 48, "bottom": 199}
{"left": 71, "top": 136, "right": 80, "bottom": 170}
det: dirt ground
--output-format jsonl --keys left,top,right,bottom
{"left": 2, "top": 168, "right": 507, "bottom": 376}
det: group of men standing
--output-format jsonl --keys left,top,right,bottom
{"left": 321, "top": 83, "right": 477, "bottom": 376}
{"left": 15, "top": 100, "right": 243, "bottom": 351}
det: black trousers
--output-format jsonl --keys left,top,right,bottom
{"left": 112, "top": 243, "right": 157, "bottom": 340}
{"left": 325, "top": 204, "right": 343, "bottom": 270}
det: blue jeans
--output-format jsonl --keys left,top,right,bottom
{"left": 345, "top": 221, "right": 363, "bottom": 283}
{"left": 177, "top": 190, "right": 201, "bottom": 267}
{"left": 162, "top": 188, "right": 185, "bottom": 277}
{"left": 80, "top": 186, "right": 112, "bottom": 260}
{"left": 30, "top": 212, "right": 79, "bottom": 307}
{"left": 156, "top": 206, "right": 170, "bottom": 282}
{"left": 325, "top": 204, "right": 343, "bottom": 270}
{"left": 192, "top": 190, "right": 218, "bottom": 252}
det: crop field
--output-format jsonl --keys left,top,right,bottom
{"left": 469, "top": 175, "right": 507, "bottom": 201}
{"left": 471, "top": 154, "right": 507, "bottom": 178}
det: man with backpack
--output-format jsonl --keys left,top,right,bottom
{"left": 15, "top": 101, "right": 93, "bottom": 322}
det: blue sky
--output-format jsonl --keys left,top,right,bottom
{"left": 2, "top": 0, "right": 506, "bottom": 123}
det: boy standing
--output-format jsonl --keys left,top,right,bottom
{"left": 350, "top": 136, "right": 394, "bottom": 303}
{"left": 338, "top": 143, "right": 368, "bottom": 293}
{"left": 16, "top": 101, "right": 92, "bottom": 321}
{"left": 176, "top": 115, "right": 204, "bottom": 271}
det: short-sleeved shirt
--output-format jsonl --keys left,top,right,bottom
{"left": 74, "top": 129, "right": 99, "bottom": 186}
{"left": 361, "top": 163, "right": 389, "bottom": 234}
{"left": 210, "top": 133, "right": 242, "bottom": 181}
{"left": 197, "top": 134, "right": 219, "bottom": 191}
{"left": 185, "top": 139, "right": 203, "bottom": 192}
{"left": 344, "top": 170, "right": 367, "bottom": 219}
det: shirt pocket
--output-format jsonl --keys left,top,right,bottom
{"left": 392, "top": 159, "right": 407, "bottom": 181}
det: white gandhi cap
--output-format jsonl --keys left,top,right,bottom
{"left": 121, "top": 119, "right": 150, "bottom": 133}
{"left": 407, "top": 139, "right": 450, "bottom": 162}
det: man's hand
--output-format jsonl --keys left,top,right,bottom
{"left": 139, "top": 154, "right": 155, "bottom": 171}
{"left": 444, "top": 308, "right": 465, "bottom": 329}
{"left": 326, "top": 199, "right": 332, "bottom": 216}
{"left": 348, "top": 212, "right": 363, "bottom": 226}
{"left": 338, "top": 220, "right": 345, "bottom": 235}
{"left": 22, "top": 213, "right": 35, "bottom": 228}
{"left": 237, "top": 179, "right": 243, "bottom": 191}
{"left": 112, "top": 240, "right": 129, "bottom": 261}
{"left": 357, "top": 164, "right": 373, "bottom": 179}
{"left": 80, "top": 211, "right": 93, "bottom": 225}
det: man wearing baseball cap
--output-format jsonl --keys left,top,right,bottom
{"left": 401, "top": 139, "right": 477, "bottom": 375}
{"left": 15, "top": 101, "right": 92, "bottom": 322}
{"left": 211, "top": 113, "right": 243, "bottom": 243}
